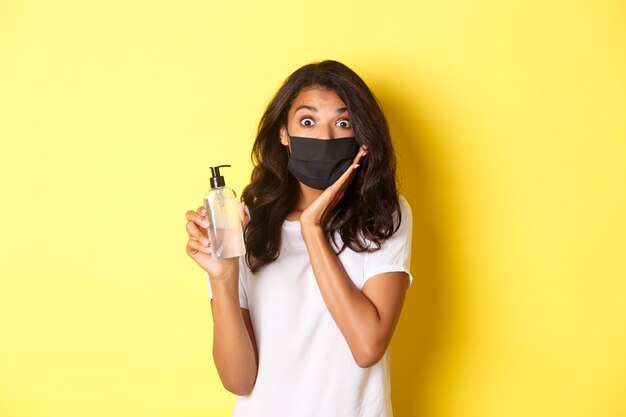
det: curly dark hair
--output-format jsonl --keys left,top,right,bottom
{"left": 241, "top": 60, "right": 401, "bottom": 273}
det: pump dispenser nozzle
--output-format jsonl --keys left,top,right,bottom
{"left": 209, "top": 164, "right": 231, "bottom": 189}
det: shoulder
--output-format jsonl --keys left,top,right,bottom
{"left": 393, "top": 195, "right": 412, "bottom": 234}
{"left": 377, "top": 195, "right": 412, "bottom": 250}
{"left": 358, "top": 195, "right": 411, "bottom": 250}
{"left": 398, "top": 195, "right": 412, "bottom": 218}
{"left": 361, "top": 195, "right": 413, "bottom": 281}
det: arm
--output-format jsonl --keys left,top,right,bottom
{"left": 298, "top": 146, "right": 411, "bottom": 368}
{"left": 186, "top": 204, "right": 257, "bottom": 394}
{"left": 301, "top": 224, "right": 409, "bottom": 368}
{"left": 209, "top": 269, "right": 259, "bottom": 395}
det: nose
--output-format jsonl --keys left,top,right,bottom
{"left": 320, "top": 124, "right": 334, "bottom": 140}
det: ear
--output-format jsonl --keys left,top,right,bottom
{"left": 279, "top": 126, "right": 289, "bottom": 147}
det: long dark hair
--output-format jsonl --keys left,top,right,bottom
{"left": 241, "top": 60, "right": 401, "bottom": 273}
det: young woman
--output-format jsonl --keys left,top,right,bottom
{"left": 185, "top": 60, "right": 413, "bottom": 417}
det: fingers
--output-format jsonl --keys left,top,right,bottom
{"left": 185, "top": 208, "right": 211, "bottom": 245}
{"left": 329, "top": 144, "right": 367, "bottom": 191}
{"left": 333, "top": 144, "right": 368, "bottom": 189}
{"left": 186, "top": 236, "right": 212, "bottom": 255}
{"left": 186, "top": 206, "right": 212, "bottom": 255}
{"left": 187, "top": 207, "right": 210, "bottom": 229}
{"left": 329, "top": 156, "right": 362, "bottom": 193}
{"left": 351, "top": 144, "right": 369, "bottom": 165}
{"left": 186, "top": 221, "right": 211, "bottom": 245}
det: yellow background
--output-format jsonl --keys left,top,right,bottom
{"left": 1, "top": 0, "right": 625, "bottom": 416}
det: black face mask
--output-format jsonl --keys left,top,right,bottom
{"left": 286, "top": 134, "right": 360, "bottom": 190}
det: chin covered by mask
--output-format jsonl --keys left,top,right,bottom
{"left": 286, "top": 134, "right": 360, "bottom": 190}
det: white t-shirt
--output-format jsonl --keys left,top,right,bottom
{"left": 206, "top": 196, "right": 413, "bottom": 417}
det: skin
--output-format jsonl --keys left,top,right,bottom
{"left": 185, "top": 87, "right": 410, "bottom": 394}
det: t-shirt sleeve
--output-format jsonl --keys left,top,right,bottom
{"left": 205, "top": 256, "right": 249, "bottom": 309}
{"left": 363, "top": 196, "right": 413, "bottom": 288}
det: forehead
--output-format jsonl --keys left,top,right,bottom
{"left": 289, "top": 87, "right": 347, "bottom": 112}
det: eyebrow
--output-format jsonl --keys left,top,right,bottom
{"left": 294, "top": 105, "right": 349, "bottom": 114}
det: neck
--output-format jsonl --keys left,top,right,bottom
{"left": 286, "top": 183, "right": 323, "bottom": 220}
{"left": 295, "top": 182, "right": 323, "bottom": 210}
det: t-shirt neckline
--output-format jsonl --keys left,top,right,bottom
{"left": 283, "top": 219, "right": 301, "bottom": 230}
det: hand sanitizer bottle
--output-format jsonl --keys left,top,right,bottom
{"left": 202, "top": 165, "right": 246, "bottom": 259}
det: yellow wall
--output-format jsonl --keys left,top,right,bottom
{"left": 1, "top": 1, "right": 624, "bottom": 416}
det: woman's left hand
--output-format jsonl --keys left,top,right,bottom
{"left": 300, "top": 144, "right": 369, "bottom": 228}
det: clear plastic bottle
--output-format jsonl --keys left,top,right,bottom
{"left": 202, "top": 165, "right": 246, "bottom": 259}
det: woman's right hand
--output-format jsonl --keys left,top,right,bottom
{"left": 185, "top": 203, "right": 248, "bottom": 280}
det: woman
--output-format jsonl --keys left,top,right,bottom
{"left": 185, "top": 60, "right": 413, "bottom": 417}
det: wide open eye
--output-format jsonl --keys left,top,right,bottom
{"left": 336, "top": 119, "right": 351, "bottom": 129}
{"left": 300, "top": 117, "right": 315, "bottom": 127}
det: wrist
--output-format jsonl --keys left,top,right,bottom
{"left": 208, "top": 274, "right": 239, "bottom": 292}
{"left": 206, "top": 258, "right": 239, "bottom": 282}
{"left": 299, "top": 214, "right": 321, "bottom": 227}
{"left": 300, "top": 220, "right": 325, "bottom": 239}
